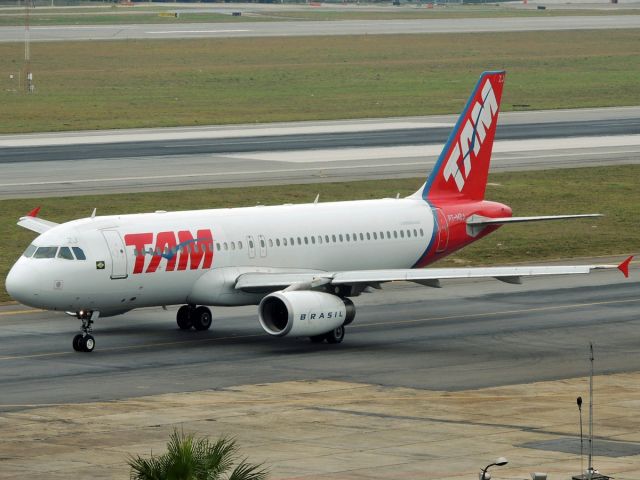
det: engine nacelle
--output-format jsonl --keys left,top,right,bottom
{"left": 258, "top": 291, "right": 356, "bottom": 337}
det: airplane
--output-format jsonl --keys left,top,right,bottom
{"left": 5, "top": 70, "right": 633, "bottom": 353}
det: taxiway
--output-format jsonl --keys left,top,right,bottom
{"left": 0, "top": 265, "right": 637, "bottom": 412}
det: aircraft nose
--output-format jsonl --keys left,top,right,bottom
{"left": 5, "top": 261, "right": 41, "bottom": 307}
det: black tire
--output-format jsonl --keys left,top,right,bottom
{"left": 192, "top": 306, "right": 212, "bottom": 331}
{"left": 325, "top": 326, "right": 345, "bottom": 344}
{"left": 176, "top": 305, "right": 192, "bottom": 330}
{"left": 72, "top": 334, "right": 83, "bottom": 352}
{"left": 310, "top": 334, "right": 326, "bottom": 343}
{"left": 82, "top": 334, "right": 95, "bottom": 352}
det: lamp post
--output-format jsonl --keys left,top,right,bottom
{"left": 479, "top": 457, "right": 508, "bottom": 480}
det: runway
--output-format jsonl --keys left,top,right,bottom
{"left": 0, "top": 266, "right": 638, "bottom": 412}
{"left": 1, "top": 15, "right": 639, "bottom": 42}
{"left": 1, "top": 107, "right": 639, "bottom": 198}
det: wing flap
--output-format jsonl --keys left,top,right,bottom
{"left": 235, "top": 263, "right": 620, "bottom": 292}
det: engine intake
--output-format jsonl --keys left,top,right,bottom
{"left": 259, "top": 291, "right": 355, "bottom": 337}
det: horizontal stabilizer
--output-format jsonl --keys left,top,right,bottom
{"left": 466, "top": 213, "right": 602, "bottom": 237}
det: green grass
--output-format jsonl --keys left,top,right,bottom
{"left": 1, "top": 165, "right": 638, "bottom": 303}
{"left": 1, "top": 29, "right": 639, "bottom": 133}
{"left": 0, "top": 12, "right": 273, "bottom": 27}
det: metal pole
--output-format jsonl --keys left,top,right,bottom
{"left": 588, "top": 343, "right": 594, "bottom": 480}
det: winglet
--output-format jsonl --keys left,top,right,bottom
{"left": 618, "top": 255, "right": 634, "bottom": 278}
{"left": 27, "top": 206, "right": 41, "bottom": 217}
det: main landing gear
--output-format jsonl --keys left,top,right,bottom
{"left": 310, "top": 325, "right": 345, "bottom": 344}
{"left": 176, "top": 305, "right": 212, "bottom": 331}
{"left": 73, "top": 310, "right": 99, "bottom": 352}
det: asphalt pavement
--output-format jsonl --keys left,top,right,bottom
{"left": 0, "top": 266, "right": 637, "bottom": 412}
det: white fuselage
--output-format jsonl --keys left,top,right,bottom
{"left": 8, "top": 198, "right": 436, "bottom": 315}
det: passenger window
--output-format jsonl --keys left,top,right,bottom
{"left": 297, "top": 237, "right": 301, "bottom": 245}
{"left": 231, "top": 242, "right": 236, "bottom": 250}
{"left": 304, "top": 237, "right": 309, "bottom": 245}
{"left": 290, "top": 237, "right": 294, "bottom": 245}
{"left": 346, "top": 234, "right": 350, "bottom": 241}
{"left": 419, "top": 228, "right": 424, "bottom": 236}
{"left": 311, "top": 237, "right": 315, "bottom": 245}
{"left": 72, "top": 247, "right": 86, "bottom": 260}
{"left": 238, "top": 241, "right": 243, "bottom": 249}
{"left": 317, "top": 236, "right": 321, "bottom": 245}
{"left": 283, "top": 238, "right": 288, "bottom": 246}
{"left": 394, "top": 231, "right": 398, "bottom": 239}
{"left": 23, "top": 244, "right": 37, "bottom": 258}
{"left": 380, "top": 231, "right": 384, "bottom": 239}
{"left": 269, "top": 239, "right": 273, "bottom": 247}
{"left": 276, "top": 238, "right": 281, "bottom": 247}
{"left": 216, "top": 243, "right": 221, "bottom": 251}
{"left": 58, "top": 247, "right": 74, "bottom": 260}
{"left": 387, "top": 231, "right": 391, "bottom": 239}
{"left": 260, "top": 239, "right": 265, "bottom": 248}
{"left": 366, "top": 232, "right": 371, "bottom": 240}
{"left": 325, "top": 235, "right": 329, "bottom": 243}
{"left": 224, "top": 242, "right": 228, "bottom": 251}
{"left": 413, "top": 229, "right": 418, "bottom": 237}
{"left": 249, "top": 240, "right": 254, "bottom": 249}
{"left": 34, "top": 246, "right": 58, "bottom": 259}
{"left": 373, "top": 232, "right": 378, "bottom": 240}
{"left": 332, "top": 235, "right": 336, "bottom": 243}
{"left": 339, "top": 234, "right": 343, "bottom": 242}
{"left": 359, "top": 233, "right": 364, "bottom": 241}
{"left": 400, "top": 230, "right": 405, "bottom": 238}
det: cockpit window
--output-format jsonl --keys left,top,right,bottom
{"left": 72, "top": 247, "right": 87, "bottom": 260}
{"left": 33, "top": 246, "right": 58, "bottom": 259}
{"left": 23, "top": 244, "right": 37, "bottom": 258}
{"left": 58, "top": 247, "right": 74, "bottom": 260}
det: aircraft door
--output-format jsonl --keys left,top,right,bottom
{"left": 246, "top": 235, "right": 256, "bottom": 259}
{"left": 434, "top": 208, "right": 449, "bottom": 253}
{"left": 258, "top": 235, "right": 267, "bottom": 257}
{"left": 101, "top": 230, "right": 128, "bottom": 279}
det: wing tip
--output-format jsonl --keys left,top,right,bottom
{"left": 26, "top": 206, "right": 41, "bottom": 218}
{"left": 617, "top": 255, "right": 634, "bottom": 278}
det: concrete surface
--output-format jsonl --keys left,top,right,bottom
{"left": 1, "top": 375, "right": 640, "bottom": 479}
{"left": 1, "top": 15, "right": 640, "bottom": 42}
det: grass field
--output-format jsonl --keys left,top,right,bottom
{"left": 1, "top": 5, "right": 638, "bottom": 26}
{"left": 1, "top": 29, "right": 639, "bottom": 133}
{"left": 1, "top": 165, "right": 638, "bottom": 303}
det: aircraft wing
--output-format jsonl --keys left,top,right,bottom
{"left": 235, "top": 257, "right": 632, "bottom": 292}
{"left": 17, "top": 213, "right": 59, "bottom": 233}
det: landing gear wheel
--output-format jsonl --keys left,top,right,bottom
{"left": 176, "top": 305, "right": 192, "bottom": 330}
{"left": 325, "top": 326, "right": 345, "bottom": 344}
{"left": 73, "top": 310, "right": 98, "bottom": 352}
{"left": 192, "top": 306, "right": 212, "bottom": 331}
{"left": 81, "top": 334, "right": 95, "bottom": 352}
{"left": 310, "top": 334, "right": 326, "bottom": 344}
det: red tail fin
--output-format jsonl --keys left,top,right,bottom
{"left": 420, "top": 71, "right": 505, "bottom": 202}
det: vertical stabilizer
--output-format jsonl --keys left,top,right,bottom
{"left": 417, "top": 71, "right": 505, "bottom": 202}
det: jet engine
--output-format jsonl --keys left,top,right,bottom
{"left": 258, "top": 291, "right": 355, "bottom": 337}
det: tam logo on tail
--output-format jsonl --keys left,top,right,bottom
{"left": 443, "top": 79, "right": 499, "bottom": 192}
{"left": 421, "top": 71, "right": 505, "bottom": 202}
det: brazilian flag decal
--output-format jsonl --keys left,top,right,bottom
{"left": 96, "top": 261, "right": 106, "bottom": 270}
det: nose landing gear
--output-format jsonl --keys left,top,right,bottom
{"left": 72, "top": 310, "right": 99, "bottom": 352}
